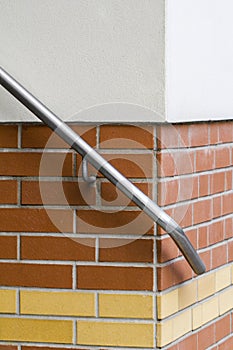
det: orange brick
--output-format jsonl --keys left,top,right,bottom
{"left": 215, "top": 147, "right": 230, "bottom": 169}
{"left": 0, "top": 125, "right": 18, "bottom": 148}
{"left": 213, "top": 196, "right": 222, "bottom": 218}
{"left": 185, "top": 228, "right": 198, "bottom": 249}
{"left": 0, "top": 208, "right": 73, "bottom": 233}
{"left": 77, "top": 266, "right": 153, "bottom": 291}
{"left": 198, "top": 226, "right": 208, "bottom": 249}
{"left": 100, "top": 125, "right": 154, "bottom": 149}
{"left": 197, "top": 324, "right": 215, "bottom": 349}
{"left": 196, "top": 148, "right": 214, "bottom": 172}
{"left": 218, "top": 335, "right": 233, "bottom": 350}
{"left": 212, "top": 244, "right": 227, "bottom": 269}
{"left": 216, "top": 315, "right": 231, "bottom": 342}
{"left": 199, "top": 174, "right": 209, "bottom": 197}
{"left": 21, "top": 236, "right": 95, "bottom": 261}
{"left": 158, "top": 151, "right": 194, "bottom": 177}
{"left": 222, "top": 193, "right": 233, "bottom": 216}
{"left": 0, "top": 236, "right": 17, "bottom": 259}
{"left": 76, "top": 210, "right": 154, "bottom": 235}
{"left": 189, "top": 123, "right": 209, "bottom": 147}
{"left": 179, "top": 334, "right": 197, "bottom": 350}
{"left": 208, "top": 220, "right": 224, "bottom": 246}
{"left": 0, "top": 180, "right": 17, "bottom": 204}
{"left": 157, "top": 125, "right": 180, "bottom": 149}
{"left": 22, "top": 181, "right": 96, "bottom": 206}
{"left": 158, "top": 180, "right": 179, "bottom": 206}
{"left": 199, "top": 250, "right": 211, "bottom": 272}
{"left": 210, "top": 172, "right": 225, "bottom": 194}
{"left": 225, "top": 170, "right": 232, "bottom": 191}
{"left": 157, "top": 238, "right": 179, "bottom": 263}
{"left": 218, "top": 122, "right": 233, "bottom": 143}
{"left": 0, "top": 152, "right": 73, "bottom": 176}
{"left": 209, "top": 122, "right": 219, "bottom": 145}
{"left": 0, "top": 263, "right": 72, "bottom": 288}
{"left": 167, "top": 203, "right": 193, "bottom": 229}
{"left": 99, "top": 238, "right": 154, "bottom": 263}
{"left": 157, "top": 259, "right": 192, "bottom": 291}
{"left": 225, "top": 217, "right": 233, "bottom": 239}
{"left": 193, "top": 199, "right": 212, "bottom": 225}
{"left": 22, "top": 124, "right": 96, "bottom": 148}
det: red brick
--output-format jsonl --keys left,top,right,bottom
{"left": 76, "top": 210, "right": 154, "bottom": 235}
{"left": 222, "top": 193, "right": 233, "bottom": 216}
{"left": 167, "top": 203, "right": 193, "bottom": 229}
{"left": 208, "top": 220, "right": 224, "bottom": 246}
{"left": 22, "top": 347, "right": 80, "bottom": 350}
{"left": 0, "top": 263, "right": 72, "bottom": 288}
{"left": 186, "top": 228, "right": 198, "bottom": 249}
{"left": 210, "top": 172, "right": 225, "bottom": 195}
{"left": 216, "top": 315, "right": 231, "bottom": 343}
{"left": 101, "top": 181, "right": 152, "bottom": 207}
{"left": 178, "top": 334, "right": 197, "bottom": 350}
{"left": 215, "top": 147, "right": 230, "bottom": 169}
{"left": 157, "top": 237, "right": 179, "bottom": 263}
{"left": 21, "top": 236, "right": 95, "bottom": 261}
{"left": 100, "top": 125, "right": 154, "bottom": 149}
{"left": 22, "top": 181, "right": 96, "bottom": 206}
{"left": 0, "top": 125, "right": 18, "bottom": 148}
{"left": 190, "top": 123, "right": 209, "bottom": 147}
{"left": 198, "top": 225, "right": 208, "bottom": 249}
{"left": 157, "top": 152, "right": 176, "bottom": 177}
{"left": 0, "top": 208, "right": 73, "bottom": 233}
{"left": 227, "top": 241, "right": 233, "bottom": 262}
{"left": 77, "top": 153, "right": 153, "bottom": 179}
{"left": 0, "top": 236, "right": 17, "bottom": 259}
{"left": 157, "top": 259, "right": 192, "bottom": 291}
{"left": 0, "top": 346, "right": 17, "bottom": 350}
{"left": 196, "top": 148, "right": 214, "bottom": 172}
{"left": 225, "top": 170, "right": 232, "bottom": 191}
{"left": 22, "top": 124, "right": 96, "bottom": 148}
{"left": 225, "top": 217, "right": 233, "bottom": 239}
{"left": 213, "top": 196, "right": 222, "bottom": 219}
{"left": 193, "top": 198, "right": 212, "bottom": 225}
{"left": 77, "top": 266, "right": 153, "bottom": 291}
{"left": 218, "top": 122, "right": 233, "bottom": 143}
{"left": 209, "top": 122, "right": 219, "bottom": 145}
{"left": 0, "top": 152, "right": 73, "bottom": 176}
{"left": 99, "top": 238, "right": 154, "bottom": 263}
{"left": 199, "top": 250, "right": 211, "bottom": 272}
{"left": 157, "top": 125, "right": 180, "bottom": 149}
{"left": 158, "top": 150, "right": 194, "bottom": 177}
{"left": 0, "top": 180, "right": 17, "bottom": 204}
{"left": 199, "top": 174, "right": 209, "bottom": 197}
{"left": 197, "top": 324, "right": 215, "bottom": 350}
{"left": 212, "top": 244, "right": 227, "bottom": 269}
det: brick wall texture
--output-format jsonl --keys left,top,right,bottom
{"left": 0, "top": 121, "right": 233, "bottom": 349}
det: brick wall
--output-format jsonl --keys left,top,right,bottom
{"left": 1, "top": 121, "right": 233, "bottom": 349}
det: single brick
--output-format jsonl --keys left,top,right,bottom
{"left": 77, "top": 210, "right": 153, "bottom": 235}
{"left": 0, "top": 317, "right": 73, "bottom": 343}
{"left": 219, "top": 288, "right": 233, "bottom": 315}
{"left": 99, "top": 294, "right": 153, "bottom": 319}
{"left": 77, "top": 266, "right": 153, "bottom": 291}
{"left": 0, "top": 236, "right": 17, "bottom": 259}
{"left": 0, "top": 180, "right": 17, "bottom": 204}
{"left": 21, "top": 290, "right": 95, "bottom": 316}
{"left": 189, "top": 123, "right": 209, "bottom": 147}
{"left": 199, "top": 173, "right": 209, "bottom": 197}
{"left": 178, "top": 333, "right": 197, "bottom": 350}
{"left": 198, "top": 273, "right": 215, "bottom": 301}
{"left": 22, "top": 181, "right": 96, "bottom": 206}
{"left": 210, "top": 171, "right": 225, "bottom": 194}
{"left": 222, "top": 193, "right": 233, "bottom": 216}
{"left": 157, "top": 237, "right": 179, "bottom": 263}
{"left": 218, "top": 335, "right": 233, "bottom": 350}
{"left": 77, "top": 153, "right": 153, "bottom": 178}
{"left": 215, "top": 147, "right": 230, "bottom": 169}
{"left": 193, "top": 198, "right": 212, "bottom": 225}
{"left": 198, "top": 225, "right": 208, "bottom": 249}
{"left": 100, "top": 125, "right": 154, "bottom": 149}
{"left": 178, "top": 280, "right": 197, "bottom": 310}
{"left": 0, "top": 346, "right": 17, "bottom": 350}
{"left": 192, "top": 296, "right": 219, "bottom": 329}
{"left": 209, "top": 122, "right": 219, "bottom": 144}
{"left": 0, "top": 125, "right": 18, "bottom": 148}
{"left": 99, "top": 238, "right": 154, "bottom": 263}
{"left": 21, "top": 236, "right": 95, "bottom": 261}
{"left": 157, "top": 289, "right": 178, "bottom": 319}
{"left": 77, "top": 321, "right": 154, "bottom": 348}
{"left": 218, "top": 121, "right": 233, "bottom": 143}
{"left": 215, "top": 314, "right": 231, "bottom": 343}
{"left": 208, "top": 220, "right": 224, "bottom": 246}
{"left": 22, "top": 124, "right": 96, "bottom": 148}
{"left": 0, "top": 152, "right": 73, "bottom": 176}
{"left": 0, "top": 289, "right": 16, "bottom": 313}
{"left": 196, "top": 148, "right": 214, "bottom": 172}
{"left": 0, "top": 208, "right": 73, "bottom": 233}
{"left": 100, "top": 181, "right": 152, "bottom": 206}
{"left": 157, "top": 260, "right": 192, "bottom": 291}
{"left": 0, "top": 263, "right": 72, "bottom": 289}
{"left": 212, "top": 243, "right": 227, "bottom": 269}
{"left": 197, "top": 323, "right": 215, "bottom": 349}
{"left": 157, "top": 124, "right": 181, "bottom": 149}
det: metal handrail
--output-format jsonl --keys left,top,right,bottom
{"left": 0, "top": 67, "right": 205, "bottom": 275}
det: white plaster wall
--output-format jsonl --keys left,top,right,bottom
{"left": 0, "top": 0, "right": 165, "bottom": 123}
{"left": 166, "top": 0, "right": 233, "bottom": 122}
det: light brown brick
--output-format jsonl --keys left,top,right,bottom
{"left": 0, "top": 208, "right": 73, "bottom": 232}
{"left": 0, "top": 125, "right": 18, "bottom": 148}
{"left": 77, "top": 266, "right": 153, "bottom": 291}
{"left": 100, "top": 125, "right": 154, "bottom": 149}
{"left": 0, "top": 262, "right": 72, "bottom": 288}
{"left": 21, "top": 236, "right": 95, "bottom": 261}
{"left": 99, "top": 238, "right": 154, "bottom": 263}
{"left": 0, "top": 236, "right": 17, "bottom": 259}
{"left": 0, "top": 152, "right": 73, "bottom": 176}
{"left": 22, "top": 124, "right": 96, "bottom": 148}
{"left": 0, "top": 180, "right": 17, "bottom": 204}
{"left": 22, "top": 181, "right": 96, "bottom": 206}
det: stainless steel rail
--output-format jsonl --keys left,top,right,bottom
{"left": 0, "top": 66, "right": 205, "bottom": 275}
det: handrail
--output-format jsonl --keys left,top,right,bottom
{"left": 0, "top": 67, "right": 205, "bottom": 275}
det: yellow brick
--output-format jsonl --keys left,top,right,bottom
{"left": 192, "top": 296, "right": 219, "bottom": 329}
{"left": 20, "top": 291, "right": 95, "bottom": 316}
{"left": 157, "top": 310, "right": 192, "bottom": 347}
{"left": 157, "top": 319, "right": 173, "bottom": 347}
{"left": 0, "top": 289, "right": 16, "bottom": 313}
{"left": 0, "top": 317, "right": 73, "bottom": 343}
{"left": 219, "top": 287, "right": 233, "bottom": 315}
{"left": 99, "top": 294, "right": 153, "bottom": 319}
{"left": 178, "top": 281, "right": 197, "bottom": 310}
{"left": 157, "top": 289, "right": 178, "bottom": 319}
{"left": 198, "top": 273, "right": 215, "bottom": 300}
{"left": 77, "top": 321, "right": 154, "bottom": 348}
{"left": 216, "top": 266, "right": 231, "bottom": 292}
